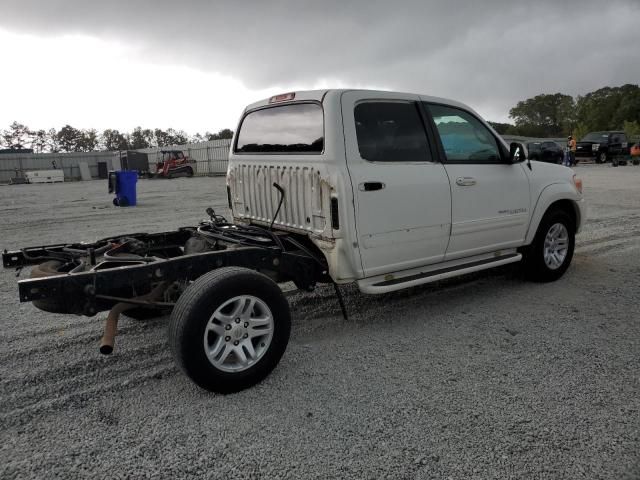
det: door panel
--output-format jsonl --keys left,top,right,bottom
{"left": 442, "top": 163, "right": 530, "bottom": 258}
{"left": 341, "top": 91, "right": 452, "bottom": 277}
{"left": 424, "top": 102, "right": 530, "bottom": 259}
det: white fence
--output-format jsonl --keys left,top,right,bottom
{"left": 0, "top": 139, "right": 231, "bottom": 184}
{"left": 138, "top": 139, "right": 231, "bottom": 177}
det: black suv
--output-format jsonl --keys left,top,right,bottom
{"left": 575, "top": 131, "right": 630, "bottom": 163}
{"left": 526, "top": 141, "right": 564, "bottom": 164}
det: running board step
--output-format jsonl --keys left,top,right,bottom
{"left": 358, "top": 253, "right": 522, "bottom": 294}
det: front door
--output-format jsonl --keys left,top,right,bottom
{"left": 423, "top": 102, "right": 531, "bottom": 260}
{"left": 341, "top": 91, "right": 451, "bottom": 277}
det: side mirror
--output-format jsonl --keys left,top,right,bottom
{"left": 509, "top": 142, "right": 527, "bottom": 163}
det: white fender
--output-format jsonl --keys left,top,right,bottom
{"left": 524, "top": 182, "right": 585, "bottom": 245}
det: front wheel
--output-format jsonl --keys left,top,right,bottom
{"left": 597, "top": 152, "right": 607, "bottom": 164}
{"left": 522, "top": 209, "right": 575, "bottom": 282}
{"left": 168, "top": 267, "right": 291, "bottom": 393}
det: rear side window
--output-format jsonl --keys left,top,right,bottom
{"left": 235, "top": 103, "right": 324, "bottom": 153}
{"left": 354, "top": 102, "right": 432, "bottom": 162}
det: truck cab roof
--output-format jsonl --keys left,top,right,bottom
{"left": 243, "top": 89, "right": 475, "bottom": 115}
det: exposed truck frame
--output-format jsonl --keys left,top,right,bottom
{"left": 4, "top": 218, "right": 331, "bottom": 316}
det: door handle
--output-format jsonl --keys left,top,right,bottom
{"left": 359, "top": 181, "right": 386, "bottom": 191}
{"left": 455, "top": 177, "right": 476, "bottom": 187}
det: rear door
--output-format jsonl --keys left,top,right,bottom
{"left": 341, "top": 91, "right": 451, "bottom": 277}
{"left": 423, "top": 102, "right": 531, "bottom": 260}
{"left": 609, "top": 133, "right": 628, "bottom": 156}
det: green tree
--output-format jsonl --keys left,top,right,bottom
{"left": 206, "top": 128, "right": 234, "bottom": 141}
{"left": 46, "top": 128, "right": 60, "bottom": 152}
{"left": 509, "top": 93, "right": 575, "bottom": 137}
{"left": 167, "top": 128, "right": 189, "bottom": 146}
{"left": 130, "top": 127, "right": 154, "bottom": 149}
{"left": 56, "top": 125, "right": 83, "bottom": 152}
{"left": 154, "top": 128, "right": 170, "bottom": 147}
{"left": 1, "top": 121, "right": 31, "bottom": 149}
{"left": 101, "top": 129, "right": 129, "bottom": 151}
{"left": 78, "top": 129, "right": 99, "bottom": 152}
{"left": 575, "top": 84, "right": 640, "bottom": 131}
{"left": 31, "top": 129, "right": 48, "bottom": 153}
{"left": 573, "top": 122, "right": 591, "bottom": 142}
{"left": 190, "top": 133, "right": 204, "bottom": 143}
{"left": 623, "top": 120, "right": 640, "bottom": 143}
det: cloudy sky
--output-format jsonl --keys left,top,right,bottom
{"left": 1, "top": 0, "right": 638, "bottom": 134}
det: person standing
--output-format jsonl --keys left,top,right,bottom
{"left": 567, "top": 136, "right": 577, "bottom": 166}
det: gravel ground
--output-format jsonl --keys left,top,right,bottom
{"left": 1, "top": 165, "right": 639, "bottom": 479}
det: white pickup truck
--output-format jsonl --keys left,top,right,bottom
{"left": 228, "top": 89, "right": 585, "bottom": 286}
{"left": 4, "top": 89, "right": 585, "bottom": 393}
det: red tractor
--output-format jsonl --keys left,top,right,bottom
{"left": 152, "top": 150, "right": 196, "bottom": 178}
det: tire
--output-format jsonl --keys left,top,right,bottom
{"left": 612, "top": 158, "right": 619, "bottom": 167}
{"left": 522, "top": 209, "right": 575, "bottom": 282}
{"left": 186, "top": 167, "right": 194, "bottom": 177}
{"left": 598, "top": 152, "right": 607, "bottom": 164}
{"left": 168, "top": 267, "right": 291, "bottom": 393}
{"left": 30, "top": 261, "right": 72, "bottom": 313}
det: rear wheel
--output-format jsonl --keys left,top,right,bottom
{"left": 169, "top": 267, "right": 291, "bottom": 393}
{"left": 522, "top": 209, "right": 575, "bottom": 282}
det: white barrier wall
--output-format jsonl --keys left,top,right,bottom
{"left": 0, "top": 138, "right": 232, "bottom": 183}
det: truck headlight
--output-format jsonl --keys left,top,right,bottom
{"left": 592, "top": 143, "right": 600, "bottom": 151}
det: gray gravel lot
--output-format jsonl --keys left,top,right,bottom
{"left": 1, "top": 165, "right": 639, "bottom": 479}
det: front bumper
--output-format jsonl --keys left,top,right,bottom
{"left": 575, "top": 150, "right": 596, "bottom": 158}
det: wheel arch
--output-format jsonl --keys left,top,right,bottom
{"left": 524, "top": 184, "right": 583, "bottom": 245}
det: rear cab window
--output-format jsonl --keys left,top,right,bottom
{"left": 234, "top": 103, "right": 324, "bottom": 154}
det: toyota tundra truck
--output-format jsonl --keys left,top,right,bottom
{"left": 3, "top": 89, "right": 586, "bottom": 393}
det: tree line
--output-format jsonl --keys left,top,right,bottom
{"left": 488, "top": 84, "right": 640, "bottom": 141}
{"left": 0, "top": 125, "right": 234, "bottom": 153}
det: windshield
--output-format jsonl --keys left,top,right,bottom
{"left": 581, "top": 132, "right": 609, "bottom": 142}
{"left": 235, "top": 103, "right": 324, "bottom": 153}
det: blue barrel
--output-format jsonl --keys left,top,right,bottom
{"left": 108, "top": 171, "right": 138, "bottom": 207}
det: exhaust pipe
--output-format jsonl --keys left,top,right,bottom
{"left": 99, "top": 283, "right": 167, "bottom": 355}
{"left": 99, "top": 302, "right": 135, "bottom": 354}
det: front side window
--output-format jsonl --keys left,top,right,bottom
{"left": 235, "top": 103, "right": 323, "bottom": 153}
{"left": 426, "top": 104, "right": 502, "bottom": 163}
{"left": 354, "top": 102, "right": 432, "bottom": 162}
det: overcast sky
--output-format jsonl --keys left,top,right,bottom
{"left": 1, "top": 0, "right": 638, "bottom": 134}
